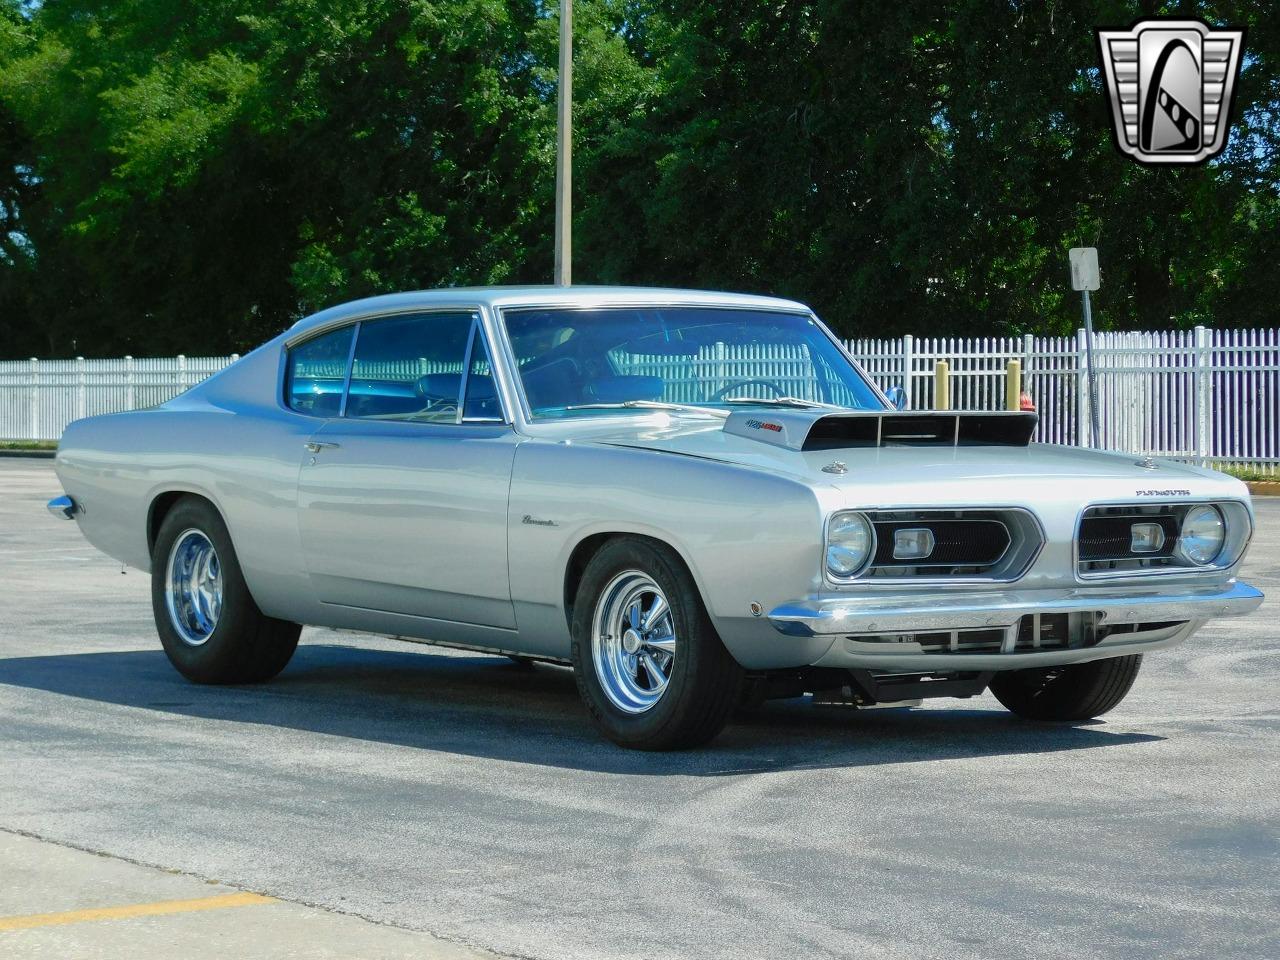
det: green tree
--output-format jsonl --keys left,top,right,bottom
{"left": 578, "top": 1, "right": 1280, "bottom": 337}
{"left": 0, "top": 1, "right": 1276, "bottom": 357}
{"left": 0, "top": 1, "right": 650, "bottom": 355}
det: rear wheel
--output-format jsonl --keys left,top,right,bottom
{"left": 151, "top": 497, "right": 300, "bottom": 684}
{"left": 571, "top": 537, "right": 743, "bottom": 750}
{"left": 990, "top": 655, "right": 1142, "bottom": 721}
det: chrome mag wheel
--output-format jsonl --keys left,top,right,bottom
{"left": 591, "top": 570, "right": 678, "bottom": 714}
{"left": 164, "top": 528, "right": 223, "bottom": 646}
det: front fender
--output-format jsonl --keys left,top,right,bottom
{"left": 507, "top": 440, "right": 834, "bottom": 666}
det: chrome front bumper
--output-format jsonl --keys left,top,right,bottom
{"left": 769, "top": 581, "right": 1263, "bottom": 672}
{"left": 769, "top": 581, "right": 1263, "bottom": 638}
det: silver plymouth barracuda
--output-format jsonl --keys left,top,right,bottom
{"left": 49, "top": 287, "right": 1264, "bottom": 749}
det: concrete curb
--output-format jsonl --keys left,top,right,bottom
{"left": 0, "top": 449, "right": 55, "bottom": 459}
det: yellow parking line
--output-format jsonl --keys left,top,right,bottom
{"left": 0, "top": 891, "right": 276, "bottom": 932}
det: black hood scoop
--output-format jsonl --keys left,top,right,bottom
{"left": 723, "top": 409, "right": 1038, "bottom": 451}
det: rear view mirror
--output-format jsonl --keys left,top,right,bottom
{"left": 885, "top": 384, "right": 908, "bottom": 411}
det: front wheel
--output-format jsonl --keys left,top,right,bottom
{"left": 151, "top": 496, "right": 300, "bottom": 684}
{"left": 990, "top": 655, "right": 1142, "bottom": 721}
{"left": 571, "top": 537, "right": 743, "bottom": 750}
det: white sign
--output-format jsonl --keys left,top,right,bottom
{"left": 1069, "top": 247, "right": 1100, "bottom": 291}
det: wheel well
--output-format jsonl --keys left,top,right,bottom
{"left": 147, "top": 491, "right": 214, "bottom": 555}
{"left": 563, "top": 534, "right": 612, "bottom": 627}
{"left": 562, "top": 532, "right": 699, "bottom": 629}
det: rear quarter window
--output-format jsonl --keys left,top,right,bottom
{"left": 285, "top": 325, "right": 354, "bottom": 417}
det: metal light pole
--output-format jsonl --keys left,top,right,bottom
{"left": 553, "top": 0, "right": 573, "bottom": 286}
{"left": 1069, "top": 247, "right": 1101, "bottom": 449}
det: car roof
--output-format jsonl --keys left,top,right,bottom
{"left": 289, "top": 286, "right": 812, "bottom": 337}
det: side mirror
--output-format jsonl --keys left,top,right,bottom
{"left": 885, "top": 384, "right": 908, "bottom": 411}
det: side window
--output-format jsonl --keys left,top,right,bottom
{"left": 345, "top": 311, "right": 496, "bottom": 423}
{"left": 286, "top": 325, "right": 355, "bottom": 417}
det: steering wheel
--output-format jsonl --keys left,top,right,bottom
{"left": 709, "top": 379, "right": 788, "bottom": 401}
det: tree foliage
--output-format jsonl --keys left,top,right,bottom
{"left": 0, "top": 0, "right": 1276, "bottom": 357}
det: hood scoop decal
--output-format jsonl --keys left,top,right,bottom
{"left": 723, "top": 410, "right": 1038, "bottom": 451}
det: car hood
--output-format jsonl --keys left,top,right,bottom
{"left": 586, "top": 416, "right": 1248, "bottom": 509}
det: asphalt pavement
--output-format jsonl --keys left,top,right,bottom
{"left": 0, "top": 830, "right": 491, "bottom": 958}
{"left": 1, "top": 458, "right": 1277, "bottom": 959}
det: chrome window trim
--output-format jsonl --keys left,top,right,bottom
{"left": 492, "top": 301, "right": 887, "bottom": 428}
{"left": 822, "top": 506, "right": 1046, "bottom": 588}
{"left": 812, "top": 310, "right": 897, "bottom": 410}
{"left": 317, "top": 419, "right": 515, "bottom": 440}
{"left": 281, "top": 305, "right": 513, "bottom": 427}
{"left": 1073, "top": 499, "right": 1254, "bottom": 582}
{"left": 283, "top": 303, "right": 482, "bottom": 349}
{"left": 456, "top": 319, "right": 479, "bottom": 425}
{"left": 337, "top": 321, "right": 361, "bottom": 418}
{"left": 477, "top": 303, "right": 527, "bottom": 432}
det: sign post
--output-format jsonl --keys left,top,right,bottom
{"left": 1069, "top": 247, "right": 1101, "bottom": 449}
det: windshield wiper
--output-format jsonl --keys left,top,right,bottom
{"left": 721, "top": 396, "right": 836, "bottom": 409}
{"left": 562, "top": 400, "right": 729, "bottom": 418}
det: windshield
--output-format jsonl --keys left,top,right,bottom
{"left": 501, "top": 307, "right": 884, "bottom": 420}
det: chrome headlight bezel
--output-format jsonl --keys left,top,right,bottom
{"left": 1178, "top": 504, "right": 1227, "bottom": 566}
{"left": 824, "top": 510, "right": 876, "bottom": 581}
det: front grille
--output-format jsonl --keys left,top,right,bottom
{"left": 859, "top": 509, "right": 1040, "bottom": 581}
{"left": 1077, "top": 501, "right": 1249, "bottom": 578}
{"left": 1078, "top": 504, "right": 1185, "bottom": 576}
{"left": 870, "top": 518, "right": 1010, "bottom": 568}
{"left": 856, "top": 615, "right": 1188, "bottom": 654}
{"left": 1078, "top": 513, "right": 1178, "bottom": 562}
{"left": 915, "top": 613, "right": 1095, "bottom": 653}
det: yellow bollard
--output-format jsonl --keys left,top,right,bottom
{"left": 1005, "top": 359, "right": 1021, "bottom": 411}
{"left": 934, "top": 360, "right": 950, "bottom": 410}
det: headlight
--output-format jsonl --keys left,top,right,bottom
{"left": 1179, "top": 505, "right": 1226, "bottom": 565}
{"left": 826, "top": 511, "right": 874, "bottom": 578}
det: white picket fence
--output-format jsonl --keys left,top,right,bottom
{"left": 2, "top": 326, "right": 1277, "bottom": 472}
{"left": 0, "top": 355, "right": 237, "bottom": 443}
{"left": 850, "top": 328, "right": 1280, "bottom": 470}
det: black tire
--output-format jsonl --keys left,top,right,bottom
{"left": 990, "top": 655, "right": 1142, "bottom": 722}
{"left": 151, "top": 496, "right": 300, "bottom": 684}
{"left": 571, "top": 537, "right": 743, "bottom": 750}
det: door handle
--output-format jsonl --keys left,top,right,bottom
{"left": 304, "top": 441, "right": 340, "bottom": 453}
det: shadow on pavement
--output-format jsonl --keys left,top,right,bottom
{"left": 0, "top": 642, "right": 1162, "bottom": 775}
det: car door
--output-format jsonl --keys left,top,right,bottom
{"left": 296, "top": 309, "right": 519, "bottom": 641}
